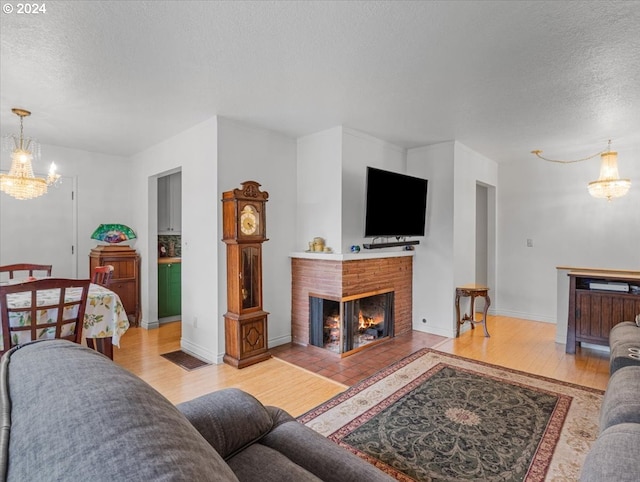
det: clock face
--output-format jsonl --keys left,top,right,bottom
{"left": 240, "top": 205, "right": 258, "bottom": 235}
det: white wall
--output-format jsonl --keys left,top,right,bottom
{"left": 296, "top": 127, "right": 343, "bottom": 252}
{"left": 217, "top": 118, "right": 297, "bottom": 354}
{"left": 1, "top": 144, "right": 132, "bottom": 278}
{"left": 499, "top": 143, "right": 640, "bottom": 323}
{"left": 452, "top": 142, "right": 498, "bottom": 303}
{"left": 407, "top": 142, "right": 455, "bottom": 336}
{"left": 342, "top": 128, "right": 406, "bottom": 253}
{"left": 407, "top": 141, "right": 498, "bottom": 338}
{"left": 131, "top": 117, "right": 219, "bottom": 361}
{"left": 476, "top": 185, "right": 489, "bottom": 286}
{"left": 296, "top": 126, "right": 406, "bottom": 254}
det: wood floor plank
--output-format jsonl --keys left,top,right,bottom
{"left": 113, "top": 321, "right": 347, "bottom": 417}
{"left": 436, "top": 316, "right": 609, "bottom": 390}
{"left": 112, "top": 315, "right": 609, "bottom": 419}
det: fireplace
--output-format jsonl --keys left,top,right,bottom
{"left": 291, "top": 254, "right": 412, "bottom": 348}
{"left": 309, "top": 289, "right": 394, "bottom": 356}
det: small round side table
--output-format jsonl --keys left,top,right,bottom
{"left": 455, "top": 284, "right": 491, "bottom": 337}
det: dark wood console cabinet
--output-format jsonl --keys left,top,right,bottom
{"left": 566, "top": 271, "right": 640, "bottom": 354}
{"left": 90, "top": 245, "right": 141, "bottom": 326}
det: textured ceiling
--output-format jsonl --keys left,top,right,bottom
{"left": 1, "top": 1, "right": 639, "bottom": 163}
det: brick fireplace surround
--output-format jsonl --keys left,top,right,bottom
{"left": 290, "top": 253, "right": 413, "bottom": 346}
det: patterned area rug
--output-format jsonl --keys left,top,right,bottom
{"left": 160, "top": 350, "right": 211, "bottom": 371}
{"left": 298, "top": 349, "right": 603, "bottom": 481}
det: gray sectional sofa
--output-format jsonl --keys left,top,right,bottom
{"left": 580, "top": 321, "right": 640, "bottom": 481}
{"left": 0, "top": 340, "right": 393, "bottom": 481}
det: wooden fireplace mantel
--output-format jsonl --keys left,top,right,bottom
{"left": 290, "top": 251, "right": 414, "bottom": 261}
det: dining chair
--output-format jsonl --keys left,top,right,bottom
{"left": 0, "top": 278, "right": 91, "bottom": 355}
{"left": 92, "top": 265, "right": 114, "bottom": 287}
{"left": 0, "top": 263, "right": 53, "bottom": 280}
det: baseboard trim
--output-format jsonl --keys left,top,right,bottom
{"left": 269, "top": 334, "right": 292, "bottom": 348}
{"left": 497, "top": 309, "right": 556, "bottom": 324}
{"left": 180, "top": 338, "right": 216, "bottom": 364}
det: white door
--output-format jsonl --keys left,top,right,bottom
{"left": 0, "top": 176, "right": 77, "bottom": 279}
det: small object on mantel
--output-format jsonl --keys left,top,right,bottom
{"left": 351, "top": 245, "right": 361, "bottom": 253}
{"left": 312, "top": 237, "right": 325, "bottom": 252}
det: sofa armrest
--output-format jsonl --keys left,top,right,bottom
{"left": 177, "top": 388, "right": 274, "bottom": 460}
{"left": 4, "top": 341, "right": 239, "bottom": 481}
{"left": 580, "top": 423, "right": 640, "bottom": 482}
{"left": 265, "top": 405, "right": 296, "bottom": 427}
{"left": 599, "top": 365, "right": 640, "bottom": 431}
{"left": 259, "top": 419, "right": 395, "bottom": 482}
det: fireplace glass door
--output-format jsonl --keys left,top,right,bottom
{"left": 309, "top": 291, "right": 394, "bottom": 356}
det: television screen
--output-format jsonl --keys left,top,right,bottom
{"left": 364, "top": 167, "right": 428, "bottom": 237}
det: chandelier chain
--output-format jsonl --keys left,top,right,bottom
{"left": 531, "top": 140, "right": 612, "bottom": 164}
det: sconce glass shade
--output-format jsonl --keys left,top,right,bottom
{"left": 587, "top": 151, "right": 631, "bottom": 201}
{"left": 90, "top": 224, "right": 137, "bottom": 244}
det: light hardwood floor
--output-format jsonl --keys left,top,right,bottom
{"left": 113, "top": 316, "right": 609, "bottom": 417}
{"left": 433, "top": 315, "right": 610, "bottom": 390}
{"left": 113, "top": 321, "right": 348, "bottom": 417}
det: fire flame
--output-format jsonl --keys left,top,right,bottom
{"left": 358, "top": 311, "right": 381, "bottom": 330}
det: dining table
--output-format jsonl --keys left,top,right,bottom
{"left": 0, "top": 280, "right": 130, "bottom": 358}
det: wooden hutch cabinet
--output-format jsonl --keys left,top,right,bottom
{"left": 90, "top": 245, "right": 141, "bottom": 326}
{"left": 567, "top": 270, "right": 640, "bottom": 353}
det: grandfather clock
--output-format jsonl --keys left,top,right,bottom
{"left": 221, "top": 181, "right": 271, "bottom": 368}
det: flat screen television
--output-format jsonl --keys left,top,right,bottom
{"left": 364, "top": 167, "right": 428, "bottom": 238}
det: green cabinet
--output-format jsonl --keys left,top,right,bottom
{"left": 158, "top": 262, "right": 181, "bottom": 318}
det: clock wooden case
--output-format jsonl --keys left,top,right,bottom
{"left": 221, "top": 181, "right": 270, "bottom": 368}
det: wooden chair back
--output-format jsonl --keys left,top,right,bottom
{"left": 0, "top": 278, "right": 91, "bottom": 355}
{"left": 92, "top": 265, "right": 114, "bottom": 287}
{"left": 0, "top": 263, "right": 53, "bottom": 280}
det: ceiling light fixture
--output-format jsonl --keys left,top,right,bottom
{"left": 1, "top": 108, "right": 60, "bottom": 200}
{"left": 532, "top": 140, "right": 631, "bottom": 201}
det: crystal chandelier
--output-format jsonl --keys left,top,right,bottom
{"left": 1, "top": 108, "right": 60, "bottom": 200}
{"left": 587, "top": 148, "right": 631, "bottom": 201}
{"left": 532, "top": 140, "right": 631, "bottom": 201}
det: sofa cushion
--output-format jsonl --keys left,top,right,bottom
{"left": 177, "top": 388, "right": 274, "bottom": 460}
{"left": 609, "top": 321, "right": 640, "bottom": 348}
{"left": 226, "top": 443, "right": 323, "bottom": 482}
{"left": 580, "top": 423, "right": 640, "bottom": 482}
{"left": 1, "top": 340, "right": 239, "bottom": 482}
{"left": 599, "top": 365, "right": 640, "bottom": 432}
